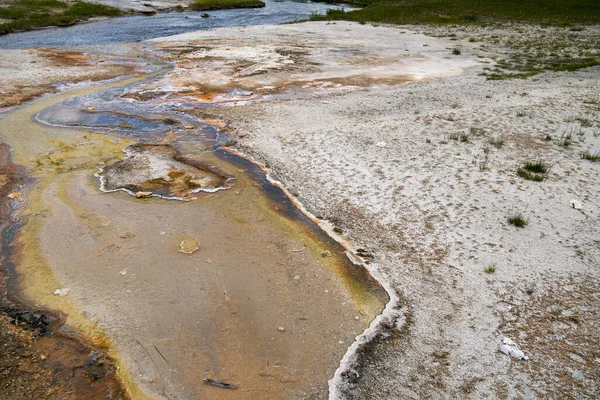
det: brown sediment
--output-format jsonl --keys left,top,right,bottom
{"left": 0, "top": 144, "right": 129, "bottom": 400}
{"left": 37, "top": 48, "right": 93, "bottom": 67}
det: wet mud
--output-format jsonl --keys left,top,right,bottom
{"left": 0, "top": 144, "right": 128, "bottom": 400}
{"left": 0, "top": 61, "right": 389, "bottom": 399}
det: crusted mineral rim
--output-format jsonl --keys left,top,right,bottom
{"left": 96, "top": 143, "right": 233, "bottom": 200}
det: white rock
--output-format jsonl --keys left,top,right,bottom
{"left": 54, "top": 288, "right": 70, "bottom": 296}
{"left": 570, "top": 199, "right": 583, "bottom": 210}
{"left": 500, "top": 337, "right": 528, "bottom": 360}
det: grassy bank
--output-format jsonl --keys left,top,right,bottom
{"left": 189, "top": 0, "right": 265, "bottom": 11}
{"left": 317, "top": 0, "right": 600, "bottom": 26}
{"left": 0, "top": 0, "right": 123, "bottom": 35}
{"left": 311, "top": 1, "right": 600, "bottom": 79}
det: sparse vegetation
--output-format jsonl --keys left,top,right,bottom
{"left": 484, "top": 264, "right": 496, "bottom": 274}
{"left": 449, "top": 132, "right": 469, "bottom": 142}
{"left": 452, "top": 48, "right": 461, "bottom": 55}
{"left": 306, "top": 0, "right": 600, "bottom": 81}
{"left": 479, "top": 148, "right": 490, "bottom": 171}
{"left": 0, "top": 0, "right": 123, "bottom": 35}
{"left": 489, "top": 136, "right": 504, "bottom": 149}
{"left": 518, "top": 159, "right": 551, "bottom": 181}
{"left": 558, "top": 131, "right": 574, "bottom": 147}
{"left": 190, "top": 0, "right": 265, "bottom": 11}
{"left": 507, "top": 212, "right": 528, "bottom": 228}
{"left": 575, "top": 117, "right": 594, "bottom": 128}
{"left": 581, "top": 150, "right": 600, "bottom": 162}
{"left": 522, "top": 160, "right": 551, "bottom": 174}
{"left": 469, "top": 127, "right": 486, "bottom": 136}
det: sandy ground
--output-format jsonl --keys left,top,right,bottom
{"left": 145, "top": 22, "right": 600, "bottom": 399}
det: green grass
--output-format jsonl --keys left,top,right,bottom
{"left": 189, "top": 0, "right": 265, "bottom": 11}
{"left": 581, "top": 150, "right": 600, "bottom": 162}
{"left": 0, "top": 0, "right": 123, "bottom": 35}
{"left": 313, "top": 0, "right": 600, "bottom": 26}
{"left": 484, "top": 264, "right": 496, "bottom": 274}
{"left": 522, "top": 160, "right": 551, "bottom": 174}
{"left": 507, "top": 213, "right": 528, "bottom": 228}
{"left": 309, "top": 1, "right": 600, "bottom": 80}
{"left": 517, "top": 159, "right": 551, "bottom": 181}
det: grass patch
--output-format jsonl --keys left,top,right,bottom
{"left": 581, "top": 150, "right": 600, "bottom": 162}
{"left": 311, "top": 0, "right": 600, "bottom": 26}
{"left": 189, "top": 0, "right": 265, "bottom": 11}
{"left": 522, "top": 159, "right": 551, "bottom": 174}
{"left": 558, "top": 131, "right": 574, "bottom": 147}
{"left": 308, "top": 1, "right": 600, "bottom": 80}
{"left": 0, "top": 0, "right": 123, "bottom": 35}
{"left": 507, "top": 212, "right": 528, "bottom": 228}
{"left": 517, "top": 159, "right": 551, "bottom": 181}
{"left": 484, "top": 264, "right": 496, "bottom": 274}
{"left": 452, "top": 48, "right": 461, "bottom": 55}
{"left": 449, "top": 132, "right": 469, "bottom": 142}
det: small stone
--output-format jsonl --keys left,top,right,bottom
{"left": 321, "top": 251, "right": 331, "bottom": 258}
{"left": 135, "top": 191, "right": 152, "bottom": 199}
{"left": 570, "top": 199, "right": 583, "bottom": 210}
{"left": 7, "top": 192, "right": 21, "bottom": 199}
{"left": 54, "top": 288, "right": 70, "bottom": 296}
{"left": 278, "top": 326, "right": 285, "bottom": 332}
{"left": 500, "top": 337, "right": 528, "bottom": 360}
{"left": 119, "top": 269, "right": 128, "bottom": 276}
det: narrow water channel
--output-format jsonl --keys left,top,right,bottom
{"left": 0, "top": 59, "right": 387, "bottom": 399}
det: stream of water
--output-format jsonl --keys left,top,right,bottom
{"left": 0, "top": 0, "right": 356, "bottom": 49}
